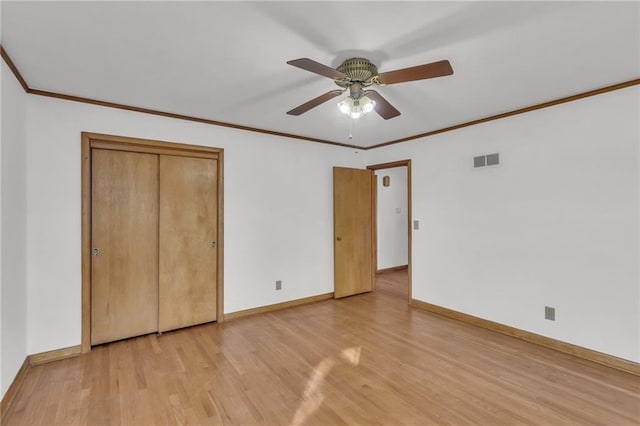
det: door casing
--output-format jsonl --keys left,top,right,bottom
{"left": 367, "top": 160, "right": 412, "bottom": 303}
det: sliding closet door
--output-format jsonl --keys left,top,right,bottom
{"left": 159, "top": 155, "right": 218, "bottom": 331}
{"left": 91, "top": 149, "right": 159, "bottom": 345}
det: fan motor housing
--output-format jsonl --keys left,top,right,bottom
{"left": 334, "top": 58, "right": 378, "bottom": 87}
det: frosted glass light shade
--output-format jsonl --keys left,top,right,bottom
{"left": 338, "top": 95, "right": 376, "bottom": 119}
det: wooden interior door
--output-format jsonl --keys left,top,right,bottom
{"left": 159, "top": 155, "right": 218, "bottom": 331}
{"left": 91, "top": 149, "right": 159, "bottom": 345}
{"left": 333, "top": 167, "right": 375, "bottom": 298}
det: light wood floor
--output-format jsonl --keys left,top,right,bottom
{"left": 4, "top": 270, "right": 639, "bottom": 425}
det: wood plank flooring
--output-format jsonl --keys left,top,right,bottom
{"left": 4, "top": 270, "right": 639, "bottom": 425}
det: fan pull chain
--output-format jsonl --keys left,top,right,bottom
{"left": 348, "top": 117, "right": 360, "bottom": 140}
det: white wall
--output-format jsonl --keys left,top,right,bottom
{"left": 25, "top": 95, "right": 364, "bottom": 355}
{"left": 4, "top": 63, "right": 638, "bottom": 389}
{"left": 0, "top": 2, "right": 3, "bottom": 399}
{"left": 375, "top": 167, "right": 408, "bottom": 270}
{"left": 367, "top": 86, "right": 640, "bottom": 362}
{"left": 1, "top": 60, "right": 28, "bottom": 397}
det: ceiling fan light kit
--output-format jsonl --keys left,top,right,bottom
{"left": 286, "top": 56, "right": 454, "bottom": 121}
{"left": 338, "top": 94, "right": 375, "bottom": 119}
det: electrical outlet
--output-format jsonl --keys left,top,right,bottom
{"left": 275, "top": 280, "right": 282, "bottom": 290}
{"left": 396, "top": 207, "right": 401, "bottom": 214}
{"left": 545, "top": 306, "right": 555, "bottom": 321}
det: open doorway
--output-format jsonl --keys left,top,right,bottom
{"left": 367, "top": 160, "right": 412, "bottom": 302}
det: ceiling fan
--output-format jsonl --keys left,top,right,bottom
{"left": 286, "top": 57, "right": 453, "bottom": 120}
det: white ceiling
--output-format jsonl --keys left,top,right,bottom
{"left": 2, "top": 1, "right": 639, "bottom": 148}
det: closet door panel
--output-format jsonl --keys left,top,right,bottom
{"left": 159, "top": 155, "right": 217, "bottom": 331}
{"left": 91, "top": 149, "right": 159, "bottom": 345}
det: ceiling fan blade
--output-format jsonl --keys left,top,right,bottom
{"left": 287, "top": 58, "right": 348, "bottom": 80}
{"left": 376, "top": 60, "right": 453, "bottom": 85}
{"left": 364, "top": 90, "right": 401, "bottom": 120}
{"left": 287, "top": 90, "right": 345, "bottom": 116}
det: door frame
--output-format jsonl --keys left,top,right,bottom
{"left": 367, "top": 160, "right": 412, "bottom": 303}
{"left": 81, "top": 132, "right": 224, "bottom": 353}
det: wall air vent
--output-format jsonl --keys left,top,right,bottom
{"left": 473, "top": 153, "right": 500, "bottom": 168}
{"left": 486, "top": 153, "right": 500, "bottom": 166}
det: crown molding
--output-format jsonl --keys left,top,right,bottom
{"left": 2, "top": 44, "right": 638, "bottom": 151}
{"left": 0, "top": 45, "right": 359, "bottom": 150}
{"left": 369, "top": 79, "right": 640, "bottom": 149}
{"left": 0, "top": 45, "right": 29, "bottom": 92}
{"left": 28, "top": 88, "right": 360, "bottom": 149}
